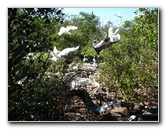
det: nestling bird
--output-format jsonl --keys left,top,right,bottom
{"left": 70, "top": 76, "right": 91, "bottom": 90}
{"left": 83, "top": 55, "right": 88, "bottom": 63}
{"left": 58, "top": 25, "right": 78, "bottom": 36}
{"left": 93, "top": 55, "right": 96, "bottom": 64}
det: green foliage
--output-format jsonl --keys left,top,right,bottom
{"left": 8, "top": 8, "right": 158, "bottom": 120}
{"left": 8, "top": 8, "right": 68, "bottom": 121}
{"left": 98, "top": 8, "right": 158, "bottom": 102}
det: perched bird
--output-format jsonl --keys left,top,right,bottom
{"left": 93, "top": 25, "right": 121, "bottom": 54}
{"left": 93, "top": 78, "right": 100, "bottom": 88}
{"left": 58, "top": 25, "right": 78, "bottom": 36}
{"left": 108, "top": 25, "right": 121, "bottom": 42}
{"left": 50, "top": 46, "right": 80, "bottom": 62}
{"left": 78, "top": 77, "right": 91, "bottom": 86}
{"left": 70, "top": 76, "right": 91, "bottom": 90}
{"left": 92, "top": 55, "right": 98, "bottom": 69}
{"left": 114, "top": 12, "right": 123, "bottom": 18}
{"left": 70, "top": 74, "right": 79, "bottom": 90}
{"left": 83, "top": 55, "right": 88, "bottom": 63}
{"left": 50, "top": 46, "right": 60, "bottom": 61}
{"left": 93, "top": 55, "right": 96, "bottom": 64}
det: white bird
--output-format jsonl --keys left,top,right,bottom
{"left": 93, "top": 79, "right": 100, "bottom": 88}
{"left": 58, "top": 25, "right": 78, "bottom": 36}
{"left": 70, "top": 74, "right": 79, "bottom": 90}
{"left": 93, "top": 55, "right": 96, "bottom": 64}
{"left": 88, "top": 75, "right": 99, "bottom": 89}
{"left": 93, "top": 24, "right": 121, "bottom": 54}
{"left": 58, "top": 46, "right": 79, "bottom": 57}
{"left": 83, "top": 55, "right": 88, "bottom": 62}
{"left": 114, "top": 12, "right": 123, "bottom": 18}
{"left": 50, "top": 46, "right": 60, "bottom": 61}
{"left": 92, "top": 55, "right": 98, "bottom": 69}
{"left": 108, "top": 25, "right": 121, "bottom": 42}
{"left": 128, "top": 115, "right": 137, "bottom": 121}
{"left": 70, "top": 76, "right": 91, "bottom": 90}
{"left": 50, "top": 46, "right": 79, "bottom": 62}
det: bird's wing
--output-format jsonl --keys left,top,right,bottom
{"left": 58, "top": 27, "right": 65, "bottom": 35}
{"left": 60, "top": 46, "right": 79, "bottom": 56}
{"left": 66, "top": 25, "right": 78, "bottom": 31}
{"left": 93, "top": 39, "right": 107, "bottom": 48}
{"left": 113, "top": 29, "right": 119, "bottom": 35}
{"left": 112, "top": 34, "right": 121, "bottom": 42}
{"left": 108, "top": 26, "right": 114, "bottom": 38}
{"left": 75, "top": 46, "right": 80, "bottom": 50}
{"left": 53, "top": 46, "right": 59, "bottom": 55}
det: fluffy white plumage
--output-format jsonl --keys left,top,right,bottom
{"left": 50, "top": 46, "right": 79, "bottom": 61}
{"left": 108, "top": 26, "right": 121, "bottom": 42}
{"left": 93, "top": 25, "right": 120, "bottom": 51}
{"left": 58, "top": 25, "right": 78, "bottom": 36}
{"left": 70, "top": 77, "right": 91, "bottom": 90}
{"left": 93, "top": 55, "right": 96, "bottom": 64}
{"left": 77, "top": 77, "right": 91, "bottom": 86}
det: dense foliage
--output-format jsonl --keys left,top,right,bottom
{"left": 8, "top": 8, "right": 158, "bottom": 121}
{"left": 98, "top": 8, "right": 158, "bottom": 102}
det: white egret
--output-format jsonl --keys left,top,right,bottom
{"left": 58, "top": 25, "right": 78, "bottom": 36}
{"left": 50, "top": 46, "right": 60, "bottom": 61}
{"left": 70, "top": 74, "right": 94, "bottom": 90}
{"left": 108, "top": 25, "right": 121, "bottom": 42}
{"left": 93, "top": 25, "right": 121, "bottom": 54}
{"left": 70, "top": 74, "right": 79, "bottom": 90}
{"left": 93, "top": 55, "right": 96, "bottom": 64}
{"left": 58, "top": 46, "right": 79, "bottom": 57}
{"left": 93, "top": 79, "right": 100, "bottom": 88}
{"left": 77, "top": 77, "right": 91, "bottom": 87}
{"left": 70, "top": 76, "right": 91, "bottom": 90}
{"left": 50, "top": 46, "right": 79, "bottom": 62}
{"left": 114, "top": 12, "right": 123, "bottom": 18}
{"left": 92, "top": 55, "right": 97, "bottom": 69}
{"left": 83, "top": 55, "right": 88, "bottom": 62}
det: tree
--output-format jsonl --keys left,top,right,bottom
{"left": 98, "top": 8, "right": 158, "bottom": 102}
{"left": 8, "top": 8, "right": 69, "bottom": 121}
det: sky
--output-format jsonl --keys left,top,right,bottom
{"left": 62, "top": 8, "right": 139, "bottom": 26}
